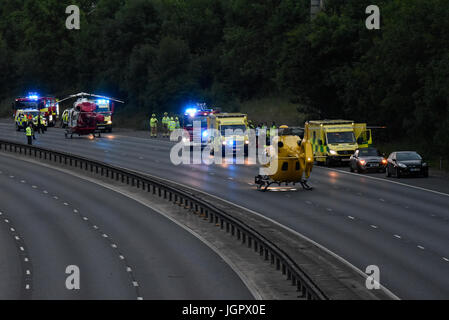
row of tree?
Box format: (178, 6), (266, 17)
(0, 0), (448, 157)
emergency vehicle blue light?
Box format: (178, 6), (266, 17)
(202, 131), (208, 137)
(28, 94), (39, 100)
(185, 108), (198, 117)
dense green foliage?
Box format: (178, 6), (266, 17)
(0, 0), (448, 157)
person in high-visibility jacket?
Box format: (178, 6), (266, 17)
(162, 112), (170, 137)
(168, 117), (176, 134)
(150, 114), (158, 138)
(26, 123), (33, 145)
(175, 117), (180, 129)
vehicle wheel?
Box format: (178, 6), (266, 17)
(396, 168), (401, 178)
(386, 167), (391, 177)
(350, 163), (354, 172)
(325, 158), (332, 167)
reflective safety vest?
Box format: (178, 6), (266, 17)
(168, 120), (176, 131)
(26, 127), (32, 136)
(150, 117), (158, 127)
(175, 120), (180, 129)
(162, 116), (170, 125)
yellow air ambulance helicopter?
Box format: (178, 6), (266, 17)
(255, 125), (314, 191)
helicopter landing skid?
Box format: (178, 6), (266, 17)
(254, 175), (313, 192)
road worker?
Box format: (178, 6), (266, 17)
(162, 112), (170, 137)
(175, 116), (180, 129)
(26, 123), (33, 145)
(150, 114), (158, 138)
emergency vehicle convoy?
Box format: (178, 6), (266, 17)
(306, 120), (372, 166)
(13, 93), (59, 127)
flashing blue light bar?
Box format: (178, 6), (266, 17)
(185, 108), (198, 117)
(27, 93), (39, 100)
(202, 130), (208, 137)
(97, 99), (110, 105)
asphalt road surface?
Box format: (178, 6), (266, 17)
(0, 153), (253, 300)
(1, 122), (449, 299)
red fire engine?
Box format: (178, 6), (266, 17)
(13, 93), (59, 126)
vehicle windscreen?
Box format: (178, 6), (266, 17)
(326, 131), (355, 144)
(25, 112), (39, 117)
(397, 152), (422, 161)
(359, 148), (380, 156)
(15, 101), (38, 109)
(220, 125), (246, 135)
(184, 117), (207, 128)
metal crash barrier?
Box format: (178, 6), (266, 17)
(0, 139), (327, 300)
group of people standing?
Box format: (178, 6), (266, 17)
(149, 113), (181, 138)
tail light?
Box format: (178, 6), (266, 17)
(381, 159), (387, 165)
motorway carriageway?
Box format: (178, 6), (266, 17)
(1, 122), (449, 299)
(0, 154), (252, 299)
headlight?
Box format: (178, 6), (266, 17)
(222, 141), (227, 146)
(329, 150), (337, 155)
(359, 159), (366, 166)
(245, 140), (249, 145)
(107, 120), (112, 125)
(398, 162), (407, 168)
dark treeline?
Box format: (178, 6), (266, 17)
(0, 0), (448, 157)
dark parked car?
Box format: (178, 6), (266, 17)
(386, 151), (429, 178)
(349, 147), (387, 173)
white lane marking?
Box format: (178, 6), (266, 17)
(83, 217), (88, 221)
(137, 297), (143, 300)
(379, 198), (385, 202)
(93, 225), (98, 229)
(10, 227), (15, 232)
(126, 267), (132, 272)
(326, 208), (333, 212)
(228, 177), (233, 180)
(53, 196), (58, 199)
(102, 234), (108, 238)
(73, 209), (78, 213)
(417, 245), (425, 250)
(20, 180), (26, 183)
(15, 236), (20, 240)
(371, 225), (378, 229)
(305, 201), (312, 205)
(9, 175), (14, 178)
(320, 167), (449, 198)
(32, 185), (37, 189)
(348, 216), (355, 220)
(24, 257), (29, 262)
(43, 190), (48, 194)
(26, 270), (31, 275)
(4, 219), (9, 223)
(25, 284), (30, 290)
(443, 257), (449, 262)
(119, 255), (125, 260)
(132, 281), (139, 287)
(19, 246), (25, 251)
(111, 244), (117, 248)
(394, 235), (402, 239)
(63, 202), (69, 206)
